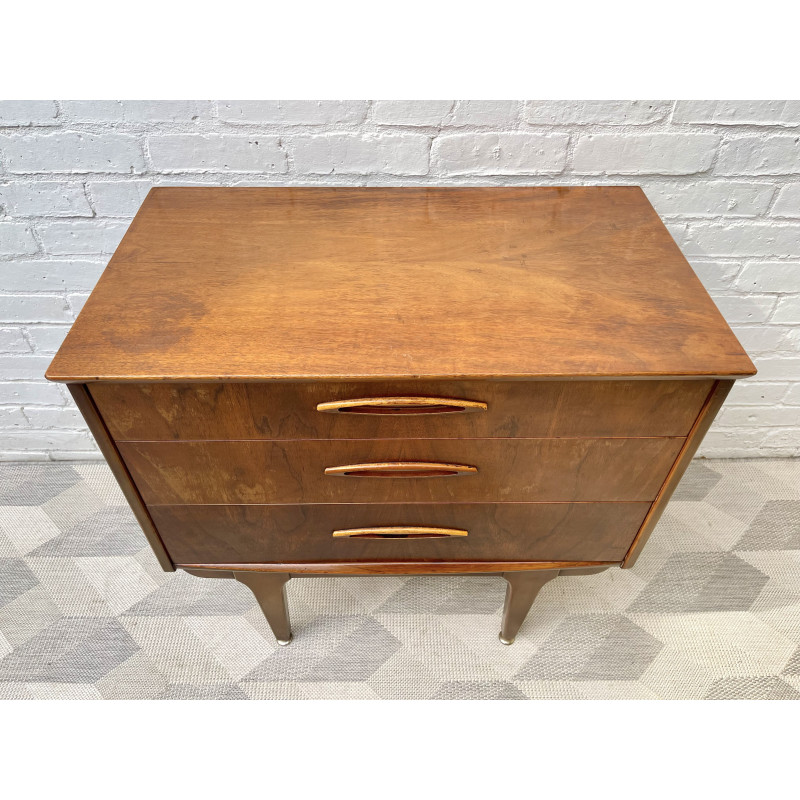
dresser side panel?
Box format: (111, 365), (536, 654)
(68, 383), (175, 572)
(621, 380), (734, 568)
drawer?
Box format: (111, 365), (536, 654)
(149, 502), (651, 565)
(91, 379), (712, 441)
(119, 437), (682, 505)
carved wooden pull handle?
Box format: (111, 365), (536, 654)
(332, 526), (469, 539)
(316, 397), (487, 415)
(324, 461), (477, 478)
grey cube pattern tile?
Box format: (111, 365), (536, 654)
(0, 559), (38, 606)
(0, 460), (799, 700)
(0, 464), (81, 506)
(735, 502), (800, 551)
(514, 614), (663, 681)
(626, 553), (769, 614)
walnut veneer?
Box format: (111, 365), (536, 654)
(47, 187), (755, 646)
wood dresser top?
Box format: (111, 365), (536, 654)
(46, 186), (755, 382)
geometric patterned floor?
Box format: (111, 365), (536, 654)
(1, 459), (799, 700)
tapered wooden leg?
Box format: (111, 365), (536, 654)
(234, 572), (293, 645)
(499, 570), (561, 645)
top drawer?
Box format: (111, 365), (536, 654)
(90, 379), (712, 441)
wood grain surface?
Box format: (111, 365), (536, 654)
(119, 437), (683, 505)
(178, 561), (622, 575)
(90, 378), (713, 441)
(45, 187), (755, 382)
(67, 384), (174, 571)
(622, 379), (734, 568)
(149, 502), (650, 564)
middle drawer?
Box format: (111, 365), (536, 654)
(119, 438), (682, 505)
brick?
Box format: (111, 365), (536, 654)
(572, 134), (719, 175)
(696, 428), (767, 457)
(772, 184), (800, 217)
(761, 429), (800, 450)
(448, 101), (520, 127)
(0, 430), (95, 451)
(731, 325), (795, 353)
(293, 134), (430, 175)
(0, 182), (92, 216)
(432, 133), (567, 176)
(147, 135), (286, 172)
(727, 381), (789, 405)
(0, 407), (27, 429)
(785, 327), (800, 352)
(673, 100), (800, 127)
(749, 358), (800, 380)
(146, 178), (222, 188)
(784, 384), (800, 404)
(716, 136), (800, 176)
(0, 101), (59, 127)
(682, 222), (800, 257)
(49, 449), (102, 461)
(0, 450), (48, 461)
(663, 221), (690, 248)
(1, 260), (106, 291)
(0, 327), (31, 353)
(23, 325), (69, 353)
(37, 221), (127, 255)
(786, 327), (800, 350)
(524, 100), (669, 126)
(23, 406), (86, 428)
(122, 101), (210, 123)
(643, 181), (774, 217)
(772, 295), (800, 323)
(68, 293), (90, 317)
(60, 101), (124, 121)
(734, 261), (800, 292)
(715, 405), (799, 428)
(86, 181), (152, 216)
(0, 295), (71, 323)
(218, 100), (368, 125)
(0, 381), (65, 405)
(710, 294), (775, 323)
(373, 101), (453, 127)
(0, 222), (38, 255)
(0, 355), (52, 380)
(1, 132), (145, 173)
(687, 260), (741, 290)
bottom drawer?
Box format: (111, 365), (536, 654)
(150, 503), (650, 565)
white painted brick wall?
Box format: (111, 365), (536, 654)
(432, 133), (568, 175)
(292, 133), (429, 175)
(1, 132), (146, 173)
(716, 136), (800, 175)
(219, 101), (369, 126)
(147, 135), (286, 173)
(0, 101), (59, 127)
(572, 134), (720, 174)
(0, 222), (38, 255)
(773, 184), (800, 216)
(373, 101), (454, 127)
(1, 100), (799, 460)
(524, 100), (670, 126)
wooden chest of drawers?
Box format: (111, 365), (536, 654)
(46, 187), (755, 645)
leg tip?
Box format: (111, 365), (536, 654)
(276, 634), (293, 646)
(499, 633), (515, 645)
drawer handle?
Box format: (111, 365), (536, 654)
(316, 397), (487, 415)
(324, 461), (477, 478)
(332, 526), (469, 539)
